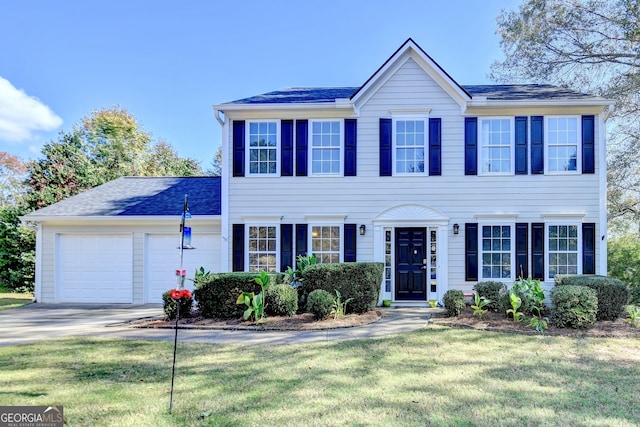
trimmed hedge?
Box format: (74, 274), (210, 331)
(306, 289), (334, 319)
(443, 290), (466, 317)
(265, 284), (298, 317)
(631, 285), (640, 305)
(473, 281), (506, 312)
(555, 274), (630, 321)
(193, 272), (284, 319)
(550, 285), (597, 328)
(162, 291), (193, 320)
(299, 262), (384, 314)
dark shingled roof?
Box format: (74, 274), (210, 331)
(24, 177), (221, 217)
(222, 84), (603, 105)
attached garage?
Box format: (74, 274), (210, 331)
(145, 233), (220, 303)
(22, 177), (222, 304)
(57, 234), (134, 303)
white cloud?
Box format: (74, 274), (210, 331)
(0, 77), (63, 143)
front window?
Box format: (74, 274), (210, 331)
(480, 118), (512, 174)
(311, 120), (341, 175)
(481, 225), (512, 279)
(248, 121), (278, 175)
(248, 226), (277, 272)
(548, 225), (579, 277)
(395, 119), (426, 174)
(311, 226), (340, 263)
(547, 117), (579, 172)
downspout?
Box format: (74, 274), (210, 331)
(599, 102), (615, 276)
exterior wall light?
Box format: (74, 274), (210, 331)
(359, 224), (366, 236)
(453, 223), (460, 235)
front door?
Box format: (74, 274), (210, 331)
(395, 228), (426, 300)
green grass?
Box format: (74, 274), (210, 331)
(0, 286), (32, 311)
(1, 327), (639, 426)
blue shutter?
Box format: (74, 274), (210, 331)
(429, 118), (441, 176)
(296, 120), (308, 176)
(531, 223), (544, 280)
(281, 120), (294, 176)
(582, 115), (595, 174)
(531, 116), (544, 174)
(515, 116), (528, 175)
(516, 223), (529, 278)
(344, 224), (357, 262)
(232, 120), (245, 177)
(295, 224), (308, 257)
(465, 223), (478, 281)
(232, 224), (244, 272)
(379, 118), (392, 176)
(582, 223), (596, 274)
(281, 224), (293, 272)
(344, 119), (357, 176)
(464, 117), (477, 175)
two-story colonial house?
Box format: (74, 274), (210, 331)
(213, 38), (613, 305)
(23, 38), (613, 305)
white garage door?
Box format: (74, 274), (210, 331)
(58, 234), (133, 303)
(145, 233), (220, 303)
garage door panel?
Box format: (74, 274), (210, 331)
(146, 234), (220, 304)
(58, 235), (133, 303)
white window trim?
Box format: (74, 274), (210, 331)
(391, 115), (429, 176)
(544, 116), (581, 175)
(246, 120), (280, 177)
(478, 116), (515, 176)
(479, 221), (515, 282)
(245, 223), (280, 272)
(546, 222), (582, 281)
(308, 119), (343, 177)
(308, 221), (344, 263)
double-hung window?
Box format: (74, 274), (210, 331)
(310, 120), (341, 175)
(479, 118), (512, 174)
(248, 121), (278, 175)
(547, 117), (579, 173)
(247, 225), (277, 272)
(481, 225), (512, 279)
(311, 225), (341, 264)
(548, 225), (579, 278)
(394, 118), (427, 174)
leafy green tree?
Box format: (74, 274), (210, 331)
(206, 144), (222, 177)
(608, 235), (640, 289)
(142, 139), (202, 177)
(491, 0), (640, 232)
(0, 205), (35, 292)
(0, 151), (26, 208)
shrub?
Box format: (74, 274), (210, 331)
(194, 272), (283, 319)
(550, 285), (597, 328)
(265, 284), (298, 317)
(306, 289), (334, 320)
(473, 281), (506, 312)
(555, 275), (630, 321)
(299, 262), (384, 314)
(443, 290), (466, 317)
(630, 285), (640, 305)
(162, 291), (193, 320)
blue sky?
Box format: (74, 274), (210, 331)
(0, 0), (522, 164)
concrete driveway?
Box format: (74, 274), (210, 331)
(0, 303), (163, 347)
(0, 304), (435, 347)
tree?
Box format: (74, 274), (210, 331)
(207, 144), (222, 177)
(25, 107), (203, 210)
(0, 151), (26, 208)
(0, 205), (35, 292)
(491, 0), (640, 232)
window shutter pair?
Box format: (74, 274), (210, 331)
(232, 119), (356, 177)
(464, 222), (596, 281)
(464, 115), (595, 175)
(379, 118), (442, 176)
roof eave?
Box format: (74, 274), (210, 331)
(20, 215), (222, 226)
(214, 100), (356, 112)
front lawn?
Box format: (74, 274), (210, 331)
(1, 327), (639, 426)
(0, 286), (32, 311)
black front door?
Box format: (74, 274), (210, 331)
(395, 228), (426, 300)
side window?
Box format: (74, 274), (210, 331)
(546, 117), (580, 173)
(247, 225), (277, 272)
(547, 225), (579, 278)
(248, 121), (278, 175)
(479, 118), (512, 174)
(310, 120), (341, 175)
(311, 225), (341, 263)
